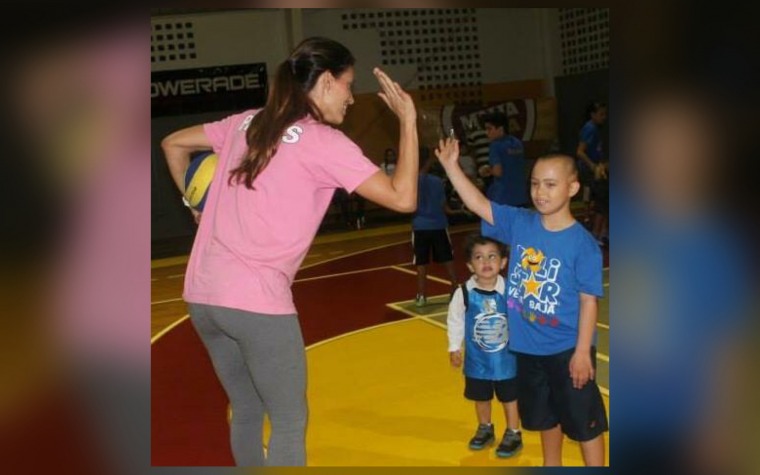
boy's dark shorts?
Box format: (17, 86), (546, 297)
(413, 229), (453, 265)
(516, 347), (608, 442)
(465, 376), (518, 403)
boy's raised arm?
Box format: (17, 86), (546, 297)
(436, 137), (494, 225)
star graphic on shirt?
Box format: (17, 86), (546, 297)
(523, 274), (542, 299)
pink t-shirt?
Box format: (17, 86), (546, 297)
(184, 110), (379, 315)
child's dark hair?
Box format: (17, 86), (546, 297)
(481, 112), (508, 131)
(585, 101), (607, 120)
(534, 153), (579, 180)
(464, 234), (507, 260)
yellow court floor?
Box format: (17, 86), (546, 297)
(304, 318), (609, 466)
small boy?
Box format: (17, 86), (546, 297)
(437, 137), (608, 466)
(447, 234), (523, 457)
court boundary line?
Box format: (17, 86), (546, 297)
(304, 318), (422, 351)
(294, 263), (411, 283)
(152, 297), (184, 306)
(151, 315), (190, 344)
(390, 265), (453, 286)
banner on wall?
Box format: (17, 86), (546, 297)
(151, 63), (267, 117)
(440, 98), (557, 143)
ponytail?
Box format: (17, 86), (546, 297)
(228, 37), (355, 189)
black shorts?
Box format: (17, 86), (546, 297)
(516, 347), (608, 442)
(591, 179), (609, 216)
(579, 164), (595, 188)
(412, 229), (453, 265)
(465, 376), (518, 403)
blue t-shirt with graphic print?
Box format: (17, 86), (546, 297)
(482, 203), (603, 355)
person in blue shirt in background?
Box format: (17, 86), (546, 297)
(413, 146), (460, 306)
(481, 112), (529, 208)
(576, 102), (608, 245)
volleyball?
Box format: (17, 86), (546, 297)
(184, 151), (218, 211)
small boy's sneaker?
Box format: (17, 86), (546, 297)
(468, 423), (495, 450)
(415, 294), (427, 307)
(495, 428), (523, 458)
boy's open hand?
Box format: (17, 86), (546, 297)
(435, 137), (460, 169)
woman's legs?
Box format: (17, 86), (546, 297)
(189, 304), (308, 466)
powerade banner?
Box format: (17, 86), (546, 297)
(441, 98), (557, 142)
(151, 63), (267, 117)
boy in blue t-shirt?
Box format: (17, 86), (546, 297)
(437, 137), (608, 466)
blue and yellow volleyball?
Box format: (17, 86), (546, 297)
(184, 151), (218, 211)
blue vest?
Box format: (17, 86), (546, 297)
(462, 284), (518, 380)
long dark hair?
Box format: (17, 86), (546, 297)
(228, 37), (355, 189)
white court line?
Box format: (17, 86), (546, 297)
(151, 273), (184, 280)
(152, 297), (183, 305)
(305, 318), (420, 351)
(151, 315), (189, 344)
(390, 265), (452, 286)
(299, 239), (411, 270)
(294, 265), (396, 283)
(416, 315), (448, 330)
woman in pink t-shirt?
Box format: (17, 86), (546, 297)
(161, 37), (424, 466)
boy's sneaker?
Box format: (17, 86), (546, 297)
(468, 423), (495, 450)
(495, 428), (523, 458)
(415, 294), (427, 307)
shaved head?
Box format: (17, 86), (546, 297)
(534, 154), (578, 182)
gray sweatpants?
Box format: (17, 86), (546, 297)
(188, 303), (307, 466)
